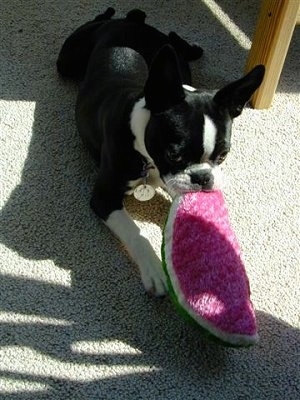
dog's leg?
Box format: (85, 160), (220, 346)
(57, 8), (115, 80)
(125, 9), (146, 23)
(106, 208), (167, 296)
(168, 31), (203, 61)
(94, 7), (115, 21)
(87, 148), (166, 295)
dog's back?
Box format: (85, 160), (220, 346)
(57, 8), (202, 83)
(83, 44), (148, 87)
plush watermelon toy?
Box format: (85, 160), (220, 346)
(162, 190), (258, 347)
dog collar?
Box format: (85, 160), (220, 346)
(140, 160), (154, 177)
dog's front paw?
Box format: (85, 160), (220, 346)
(125, 234), (167, 297)
(140, 255), (167, 297)
(105, 209), (167, 296)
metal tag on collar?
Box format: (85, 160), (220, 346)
(133, 183), (155, 201)
(133, 161), (155, 201)
(182, 84), (197, 92)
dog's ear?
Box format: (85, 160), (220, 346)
(144, 45), (185, 113)
(213, 65), (265, 118)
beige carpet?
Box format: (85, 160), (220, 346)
(0, 0), (299, 398)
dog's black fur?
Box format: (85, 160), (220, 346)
(57, 7), (203, 84)
(57, 8), (265, 295)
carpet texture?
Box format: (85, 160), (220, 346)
(0, 1), (299, 399)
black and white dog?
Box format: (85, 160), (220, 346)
(58, 8), (265, 296)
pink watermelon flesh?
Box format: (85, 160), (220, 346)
(164, 190), (258, 346)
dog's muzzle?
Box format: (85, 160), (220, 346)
(187, 163), (215, 191)
(163, 163), (219, 196)
(190, 169), (214, 189)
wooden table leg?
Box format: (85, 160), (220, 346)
(245, 0), (300, 109)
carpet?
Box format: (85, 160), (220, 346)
(0, 0), (299, 399)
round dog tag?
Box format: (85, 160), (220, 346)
(133, 184), (155, 201)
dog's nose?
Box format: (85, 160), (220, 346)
(190, 171), (213, 188)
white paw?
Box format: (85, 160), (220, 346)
(139, 253), (167, 297)
(130, 235), (167, 296)
(105, 209), (167, 296)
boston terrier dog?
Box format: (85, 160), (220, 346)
(58, 9), (265, 296)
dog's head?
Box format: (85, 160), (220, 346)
(142, 45), (265, 195)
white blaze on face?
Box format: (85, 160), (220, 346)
(203, 114), (217, 159)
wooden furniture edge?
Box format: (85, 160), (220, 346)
(245, 0), (300, 109)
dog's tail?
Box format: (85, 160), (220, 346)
(56, 7), (116, 81)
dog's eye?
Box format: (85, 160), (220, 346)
(172, 155), (183, 164)
(217, 151), (228, 164)
(166, 150), (184, 165)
